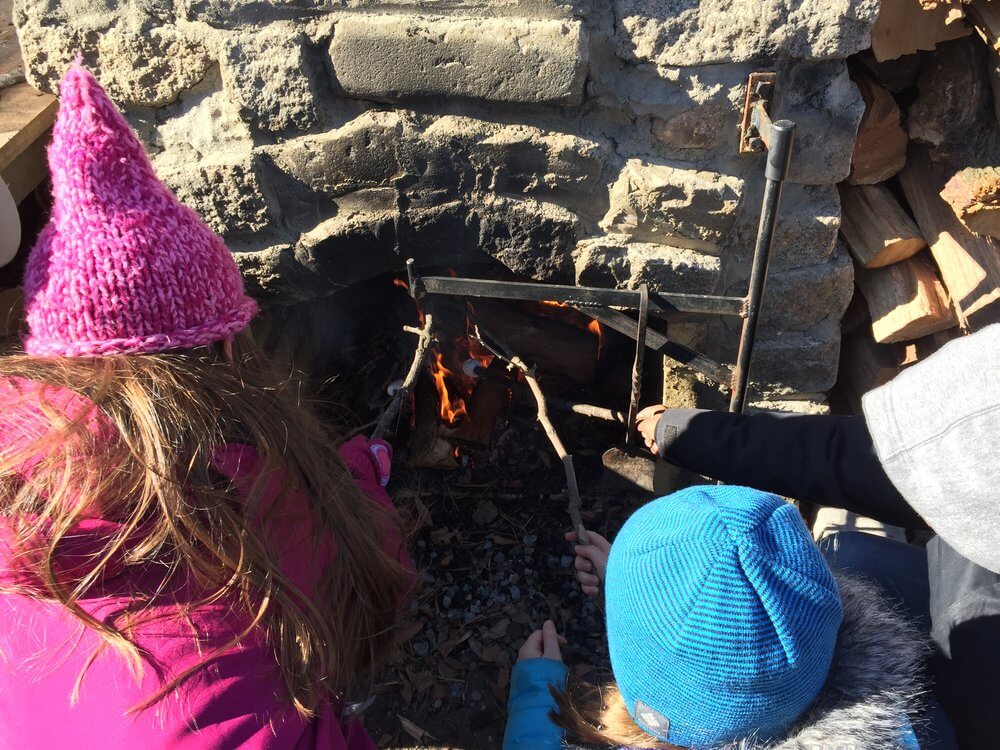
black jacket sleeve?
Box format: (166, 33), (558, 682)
(654, 408), (928, 529)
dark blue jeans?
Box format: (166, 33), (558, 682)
(819, 532), (957, 750)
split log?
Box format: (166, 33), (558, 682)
(847, 71), (908, 184)
(908, 38), (995, 162)
(899, 147), (1000, 328)
(838, 324), (902, 414)
(839, 183), (926, 267)
(940, 165), (1000, 238)
(854, 252), (960, 343)
(870, 0), (970, 62)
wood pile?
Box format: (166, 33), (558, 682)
(836, 3), (1000, 409)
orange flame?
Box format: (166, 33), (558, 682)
(393, 278), (409, 291)
(430, 351), (469, 425)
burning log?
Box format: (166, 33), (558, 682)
(471, 299), (599, 388)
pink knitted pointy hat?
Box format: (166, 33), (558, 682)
(23, 63), (257, 357)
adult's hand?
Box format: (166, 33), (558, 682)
(636, 404), (668, 455)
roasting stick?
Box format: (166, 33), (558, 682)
(372, 310), (436, 440)
(473, 325), (591, 545)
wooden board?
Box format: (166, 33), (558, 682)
(870, 0), (970, 62)
(855, 252), (960, 343)
(0, 82), (57, 173)
(899, 146), (1000, 328)
(839, 182), (926, 267)
(848, 70), (908, 184)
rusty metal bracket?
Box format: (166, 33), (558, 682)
(739, 71), (777, 154)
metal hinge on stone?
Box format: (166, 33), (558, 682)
(740, 71), (777, 154)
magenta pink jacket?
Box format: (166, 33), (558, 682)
(0, 377), (407, 749)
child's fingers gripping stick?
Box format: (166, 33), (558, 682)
(565, 530), (611, 598)
(516, 620), (567, 663)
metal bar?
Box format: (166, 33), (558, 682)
(728, 119), (796, 414)
(412, 274), (745, 317)
(624, 284), (649, 447)
(584, 306), (732, 387)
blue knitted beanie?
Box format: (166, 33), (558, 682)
(605, 485), (843, 749)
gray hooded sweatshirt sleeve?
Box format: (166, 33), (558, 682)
(862, 324), (1000, 575)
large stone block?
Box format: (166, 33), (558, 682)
(158, 156), (271, 237)
(15, 2), (211, 106)
(749, 319), (843, 393)
(779, 61), (865, 185)
(474, 196), (579, 282)
(614, 0), (879, 67)
(596, 64), (753, 153)
(574, 235), (721, 294)
(263, 111), (407, 198)
(219, 28), (320, 132)
(601, 160), (744, 251)
(328, 15), (588, 106)
(419, 116), (608, 196)
(728, 182), (840, 270)
(756, 244), (854, 331)
(265, 112), (608, 206)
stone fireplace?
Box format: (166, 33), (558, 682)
(14, 0), (875, 400)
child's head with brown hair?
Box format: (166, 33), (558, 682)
(0, 338), (409, 715)
(554, 486), (844, 748)
(551, 676), (680, 749)
(0, 62), (409, 718)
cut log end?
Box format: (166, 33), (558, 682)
(855, 253), (960, 344)
(839, 182), (927, 268)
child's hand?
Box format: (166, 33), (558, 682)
(565, 530), (611, 597)
(636, 404), (668, 455)
(517, 620), (566, 663)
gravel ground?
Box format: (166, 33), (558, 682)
(360, 415), (652, 749)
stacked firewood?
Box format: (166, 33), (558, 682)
(836, 0), (1000, 411)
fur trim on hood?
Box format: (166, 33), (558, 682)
(572, 571), (928, 750)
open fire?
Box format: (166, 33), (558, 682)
(394, 275), (604, 462)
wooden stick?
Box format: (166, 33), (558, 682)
(372, 311), (435, 440)
(511, 355), (590, 545)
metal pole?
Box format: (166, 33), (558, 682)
(728, 119), (796, 414)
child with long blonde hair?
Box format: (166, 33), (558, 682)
(0, 64), (410, 749)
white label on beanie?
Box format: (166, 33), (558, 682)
(635, 701), (671, 740)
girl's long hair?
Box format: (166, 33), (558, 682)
(0, 333), (408, 717)
(552, 674), (681, 749)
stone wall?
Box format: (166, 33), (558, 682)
(14, 0), (878, 397)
